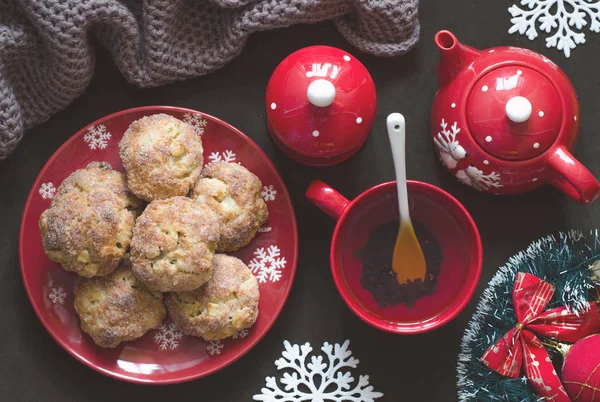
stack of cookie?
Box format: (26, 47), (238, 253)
(38, 114), (267, 348)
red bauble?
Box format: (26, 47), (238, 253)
(562, 334), (600, 402)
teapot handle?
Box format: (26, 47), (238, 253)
(546, 146), (600, 204)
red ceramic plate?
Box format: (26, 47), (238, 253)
(19, 106), (298, 384)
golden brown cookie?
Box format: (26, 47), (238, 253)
(38, 162), (142, 278)
(130, 196), (221, 292)
(119, 113), (203, 202)
(166, 254), (259, 341)
(190, 162), (267, 252)
(73, 262), (166, 348)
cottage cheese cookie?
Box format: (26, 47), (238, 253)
(130, 196), (220, 292)
(119, 113), (203, 202)
(190, 162), (268, 252)
(166, 254), (259, 341)
(74, 262), (166, 348)
(38, 162), (141, 278)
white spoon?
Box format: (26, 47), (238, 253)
(386, 113), (427, 284)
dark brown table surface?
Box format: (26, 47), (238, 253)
(3, 0), (600, 400)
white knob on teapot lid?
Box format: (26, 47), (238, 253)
(505, 96), (532, 123)
(307, 79), (336, 107)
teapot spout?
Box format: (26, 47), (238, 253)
(435, 30), (481, 87)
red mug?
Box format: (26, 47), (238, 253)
(306, 179), (483, 334)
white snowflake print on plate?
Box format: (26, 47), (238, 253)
(48, 287), (67, 305)
(154, 323), (183, 350)
(509, 0), (600, 58)
(208, 150), (236, 164)
(258, 226), (272, 233)
(249, 245), (287, 283)
(434, 119), (466, 169)
(253, 340), (383, 402)
(83, 124), (111, 150)
(206, 340), (224, 356)
(456, 165), (503, 191)
(262, 185), (277, 202)
(183, 113), (208, 135)
(232, 329), (250, 339)
(39, 182), (57, 199)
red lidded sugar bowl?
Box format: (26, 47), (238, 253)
(431, 30), (600, 204)
(266, 46), (377, 166)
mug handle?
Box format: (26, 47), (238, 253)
(546, 146), (600, 204)
(305, 180), (350, 220)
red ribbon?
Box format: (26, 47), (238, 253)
(481, 272), (600, 402)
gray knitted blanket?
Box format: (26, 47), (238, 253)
(0, 0), (420, 160)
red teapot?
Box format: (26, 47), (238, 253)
(431, 30), (600, 204)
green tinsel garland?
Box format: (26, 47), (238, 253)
(457, 230), (600, 401)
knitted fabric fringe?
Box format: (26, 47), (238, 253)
(0, 0), (420, 160)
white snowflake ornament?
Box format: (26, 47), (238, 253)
(509, 0), (600, 58)
(248, 245), (286, 283)
(253, 340), (383, 402)
(83, 124), (111, 150)
(154, 323), (183, 350)
(39, 182), (57, 199)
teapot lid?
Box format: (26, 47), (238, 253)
(266, 46), (376, 165)
(466, 66), (564, 160)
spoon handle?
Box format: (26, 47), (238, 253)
(386, 113), (410, 223)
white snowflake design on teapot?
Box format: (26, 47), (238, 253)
(434, 119), (467, 169)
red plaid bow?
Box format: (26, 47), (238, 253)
(481, 273), (600, 402)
